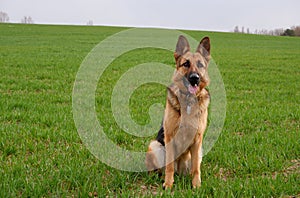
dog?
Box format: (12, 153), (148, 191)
(145, 35), (211, 189)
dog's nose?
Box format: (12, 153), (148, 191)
(188, 73), (200, 86)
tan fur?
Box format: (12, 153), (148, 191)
(146, 36), (211, 189)
(145, 141), (165, 171)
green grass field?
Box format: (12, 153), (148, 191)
(0, 23), (299, 197)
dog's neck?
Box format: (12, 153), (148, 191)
(167, 83), (209, 115)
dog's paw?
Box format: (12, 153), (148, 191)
(192, 178), (201, 188)
(163, 182), (173, 190)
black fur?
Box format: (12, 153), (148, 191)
(156, 125), (165, 146)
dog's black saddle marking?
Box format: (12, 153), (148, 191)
(156, 124), (165, 146)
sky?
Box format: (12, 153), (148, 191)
(1, 0), (299, 32)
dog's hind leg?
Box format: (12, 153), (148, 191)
(145, 124), (166, 171)
(145, 140), (165, 171)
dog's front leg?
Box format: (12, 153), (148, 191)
(190, 140), (202, 188)
(163, 137), (175, 189)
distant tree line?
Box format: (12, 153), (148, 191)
(21, 16), (34, 24)
(281, 26), (300, 36)
(0, 11), (9, 22)
(1, 10), (300, 36)
(234, 25), (300, 37)
(86, 20), (93, 26)
(0, 11), (34, 24)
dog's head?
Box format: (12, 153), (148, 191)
(173, 35), (210, 95)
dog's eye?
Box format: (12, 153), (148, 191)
(197, 61), (204, 68)
(182, 60), (190, 68)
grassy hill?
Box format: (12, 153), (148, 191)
(0, 23), (299, 197)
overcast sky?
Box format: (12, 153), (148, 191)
(1, 0), (299, 32)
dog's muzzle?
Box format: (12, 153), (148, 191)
(188, 73), (200, 86)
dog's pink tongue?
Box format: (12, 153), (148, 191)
(188, 85), (198, 95)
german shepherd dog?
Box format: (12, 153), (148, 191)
(145, 35), (211, 189)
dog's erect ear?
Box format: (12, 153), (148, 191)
(174, 35), (190, 60)
(196, 37), (210, 60)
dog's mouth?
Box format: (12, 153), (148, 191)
(180, 72), (201, 95)
(187, 73), (200, 95)
(188, 84), (199, 95)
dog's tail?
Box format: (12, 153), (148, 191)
(145, 140), (166, 171)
